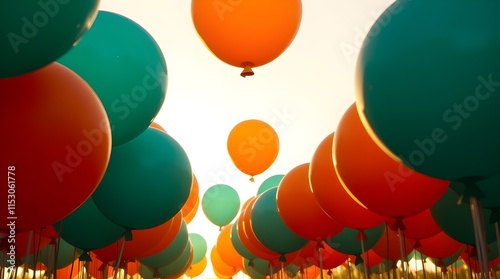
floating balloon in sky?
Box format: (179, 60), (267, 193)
(192, 0), (302, 77)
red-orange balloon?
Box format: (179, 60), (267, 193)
(333, 103), (449, 218)
(371, 226), (415, 261)
(217, 224), (243, 269)
(296, 241), (347, 270)
(277, 163), (344, 241)
(149, 122), (166, 132)
(183, 198), (199, 224)
(211, 245), (240, 277)
(237, 196), (280, 260)
(182, 174), (200, 219)
(227, 119), (279, 180)
(387, 209), (441, 240)
(192, 0), (302, 77)
(0, 62), (111, 231)
(417, 231), (463, 260)
(310, 132), (387, 230)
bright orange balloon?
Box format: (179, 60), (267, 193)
(309, 132), (387, 230)
(211, 245), (240, 277)
(333, 103), (449, 218)
(183, 198), (199, 224)
(182, 174), (200, 219)
(186, 256), (207, 278)
(149, 122), (166, 132)
(227, 119), (279, 180)
(192, 0), (302, 77)
(277, 163), (344, 241)
(217, 224), (244, 269)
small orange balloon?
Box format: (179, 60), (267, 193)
(227, 120), (279, 181)
(186, 256), (207, 278)
(211, 245), (240, 277)
(192, 0), (302, 77)
(217, 224), (244, 269)
(182, 174), (200, 218)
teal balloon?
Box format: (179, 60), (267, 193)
(450, 175), (500, 209)
(325, 225), (384, 255)
(189, 233), (208, 264)
(408, 250), (427, 261)
(243, 258), (278, 276)
(0, 1), (99, 77)
(202, 184), (240, 227)
(430, 187), (496, 246)
(92, 128), (192, 229)
(251, 187), (308, 255)
(53, 198), (126, 252)
(355, 0), (500, 181)
(257, 174), (284, 195)
(230, 220), (257, 260)
(58, 10), (167, 146)
(156, 241), (193, 278)
(40, 238), (80, 269)
(138, 220), (189, 268)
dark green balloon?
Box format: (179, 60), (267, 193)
(92, 128), (192, 230)
(356, 0), (500, 181)
(243, 258), (278, 276)
(0, 0), (99, 77)
(137, 220), (189, 269)
(58, 10), (167, 146)
(257, 174), (284, 195)
(202, 184), (240, 227)
(156, 241), (193, 278)
(325, 224), (384, 255)
(53, 198), (126, 252)
(450, 176), (500, 209)
(251, 187), (309, 255)
(230, 220), (257, 260)
(430, 187), (496, 245)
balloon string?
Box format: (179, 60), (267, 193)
(318, 243), (324, 279)
(420, 250), (427, 279)
(470, 196), (490, 279)
(281, 261), (284, 279)
(385, 223), (391, 279)
(359, 235), (369, 279)
(347, 256), (352, 279)
(495, 222), (500, 265)
(113, 236), (126, 279)
(397, 227), (408, 279)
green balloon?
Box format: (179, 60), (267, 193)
(53, 198), (126, 252)
(257, 174), (284, 195)
(92, 128), (192, 230)
(156, 241), (193, 278)
(450, 175), (500, 209)
(58, 10), (167, 146)
(356, 0), (500, 181)
(430, 187), (496, 246)
(230, 220), (257, 260)
(243, 258), (278, 276)
(40, 238), (80, 269)
(251, 187), (308, 255)
(408, 250), (427, 261)
(202, 184), (240, 227)
(189, 233), (208, 265)
(325, 225), (384, 255)
(137, 220), (189, 269)
(0, 0), (99, 77)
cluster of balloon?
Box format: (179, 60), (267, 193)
(191, 0), (302, 77)
(356, 0), (500, 275)
(227, 119), (280, 181)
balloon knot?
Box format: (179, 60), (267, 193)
(152, 269), (160, 277)
(124, 230), (133, 241)
(79, 252), (92, 262)
(249, 176), (255, 182)
(354, 254), (363, 265)
(248, 259), (254, 267)
(279, 254), (287, 262)
(240, 62), (254, 77)
(327, 270), (332, 276)
(391, 261), (398, 270)
(414, 239), (421, 249)
(391, 217), (406, 231)
(316, 241), (325, 250)
(356, 230), (367, 241)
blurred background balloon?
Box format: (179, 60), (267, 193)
(202, 184), (240, 228)
(189, 233), (208, 265)
(191, 0), (302, 76)
(355, 0), (500, 182)
(58, 10), (167, 146)
(0, 1), (100, 77)
(92, 127), (192, 230)
(0, 62), (111, 232)
(217, 224), (243, 270)
(227, 119), (279, 181)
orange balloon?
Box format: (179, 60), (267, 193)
(192, 0), (302, 77)
(309, 132), (387, 230)
(186, 256), (207, 278)
(217, 224), (244, 269)
(227, 119), (279, 180)
(277, 163), (344, 241)
(211, 245), (240, 277)
(183, 198), (199, 224)
(416, 231), (463, 260)
(149, 122), (166, 132)
(237, 196), (280, 260)
(182, 174), (200, 219)
(333, 103), (449, 218)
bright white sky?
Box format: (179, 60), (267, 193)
(97, 1), (396, 277)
